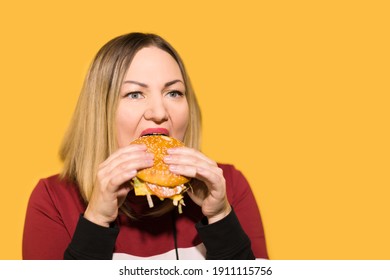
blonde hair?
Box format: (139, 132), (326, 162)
(60, 33), (202, 218)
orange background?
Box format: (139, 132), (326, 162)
(0, 0), (389, 259)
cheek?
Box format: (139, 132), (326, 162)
(171, 102), (190, 136)
(115, 104), (139, 147)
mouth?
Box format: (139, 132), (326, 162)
(140, 128), (169, 137)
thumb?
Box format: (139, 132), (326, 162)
(186, 189), (203, 207)
(117, 183), (132, 207)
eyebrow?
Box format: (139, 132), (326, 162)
(123, 79), (184, 88)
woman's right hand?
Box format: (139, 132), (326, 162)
(84, 144), (154, 227)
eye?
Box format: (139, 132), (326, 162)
(125, 91), (144, 99)
(166, 90), (184, 98)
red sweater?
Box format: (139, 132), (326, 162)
(23, 164), (268, 259)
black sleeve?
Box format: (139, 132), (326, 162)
(64, 215), (119, 260)
(195, 208), (255, 260)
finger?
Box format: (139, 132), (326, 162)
(100, 144), (148, 169)
(105, 157), (154, 193)
(97, 149), (153, 193)
(186, 188), (205, 206)
(195, 167), (226, 194)
(101, 149), (153, 176)
(163, 153), (213, 170)
(116, 182), (133, 200)
(168, 164), (197, 178)
(169, 164), (224, 192)
(167, 147), (217, 166)
(100, 144), (148, 170)
(105, 169), (137, 193)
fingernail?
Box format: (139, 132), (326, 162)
(169, 165), (178, 171)
(146, 153), (154, 158)
(164, 155), (172, 162)
(133, 144), (147, 149)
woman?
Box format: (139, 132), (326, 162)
(23, 32), (268, 260)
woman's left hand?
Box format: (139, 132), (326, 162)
(164, 147), (231, 224)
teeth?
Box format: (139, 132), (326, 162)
(161, 135), (172, 141)
(143, 133), (166, 136)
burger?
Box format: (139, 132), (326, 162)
(130, 134), (190, 213)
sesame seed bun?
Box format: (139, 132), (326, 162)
(131, 135), (189, 187)
(130, 135), (189, 212)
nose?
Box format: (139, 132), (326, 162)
(144, 95), (168, 124)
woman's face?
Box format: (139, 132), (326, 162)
(116, 46), (189, 148)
